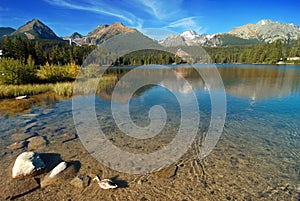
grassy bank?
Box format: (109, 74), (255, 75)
(0, 74), (118, 99)
(0, 82), (74, 99)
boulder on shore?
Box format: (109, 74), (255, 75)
(12, 151), (45, 179)
(41, 161), (78, 188)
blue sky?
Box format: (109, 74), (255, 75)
(1, 0), (300, 39)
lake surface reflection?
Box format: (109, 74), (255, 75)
(0, 64), (299, 200)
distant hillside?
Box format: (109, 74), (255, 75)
(229, 19), (300, 43)
(210, 34), (261, 46)
(159, 31), (260, 47)
(0, 27), (15, 37)
(101, 31), (164, 55)
(63, 32), (83, 40)
(11, 19), (62, 40)
(160, 19), (300, 47)
(75, 22), (137, 45)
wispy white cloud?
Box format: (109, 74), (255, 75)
(166, 17), (203, 33)
(139, 28), (178, 40)
(42, 0), (203, 38)
(43, 0), (137, 25)
(136, 0), (184, 20)
(130, 0), (202, 33)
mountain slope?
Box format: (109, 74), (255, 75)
(101, 31), (164, 56)
(229, 19), (300, 43)
(0, 27), (16, 37)
(64, 32), (83, 40)
(160, 19), (300, 47)
(11, 19), (62, 40)
(75, 22), (137, 45)
(159, 31), (260, 47)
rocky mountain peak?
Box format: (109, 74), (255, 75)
(76, 22), (136, 45)
(69, 32), (83, 39)
(180, 30), (198, 39)
(229, 19), (300, 43)
(257, 19), (274, 25)
(12, 19), (61, 40)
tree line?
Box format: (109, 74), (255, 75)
(0, 35), (95, 66)
(112, 49), (184, 66)
(204, 39), (300, 64)
(0, 36), (95, 85)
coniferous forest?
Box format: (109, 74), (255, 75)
(1, 35), (95, 66)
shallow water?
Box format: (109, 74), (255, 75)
(0, 64), (299, 200)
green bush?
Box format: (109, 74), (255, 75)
(0, 57), (37, 85)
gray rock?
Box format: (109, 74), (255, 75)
(12, 151), (45, 179)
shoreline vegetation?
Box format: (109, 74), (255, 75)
(0, 82), (74, 99)
(0, 75), (120, 99)
(0, 35), (300, 99)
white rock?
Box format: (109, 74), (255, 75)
(49, 161), (68, 178)
(15, 95), (28, 100)
(12, 152), (45, 179)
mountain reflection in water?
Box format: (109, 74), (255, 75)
(1, 64), (299, 116)
(98, 64), (300, 102)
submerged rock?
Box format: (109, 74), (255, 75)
(10, 133), (36, 141)
(60, 133), (77, 143)
(0, 178), (39, 200)
(25, 122), (38, 132)
(154, 165), (178, 179)
(70, 174), (90, 189)
(12, 151), (45, 179)
(7, 141), (27, 150)
(27, 136), (47, 150)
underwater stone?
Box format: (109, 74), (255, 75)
(27, 136), (47, 150)
(7, 141), (26, 150)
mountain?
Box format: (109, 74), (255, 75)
(159, 31), (259, 47)
(0, 27), (16, 37)
(160, 19), (300, 47)
(11, 19), (62, 40)
(159, 30), (215, 47)
(229, 19), (300, 43)
(100, 31), (164, 55)
(4, 18), (299, 48)
(74, 22), (137, 45)
(64, 32), (83, 40)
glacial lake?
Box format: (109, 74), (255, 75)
(0, 64), (299, 200)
